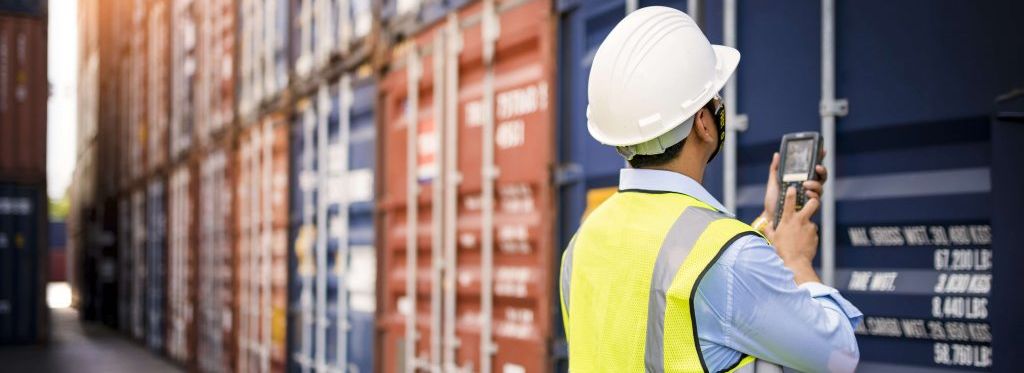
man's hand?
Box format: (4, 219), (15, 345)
(759, 149), (828, 224)
(765, 187), (821, 285)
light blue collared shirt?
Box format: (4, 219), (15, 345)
(619, 168), (863, 373)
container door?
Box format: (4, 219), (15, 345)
(289, 72), (377, 373)
(168, 165), (195, 363)
(0, 184), (42, 344)
(198, 148), (236, 373)
(118, 197), (132, 333)
(826, 2), (1023, 371)
(238, 116), (290, 373)
(147, 180), (168, 351)
(132, 190), (147, 340)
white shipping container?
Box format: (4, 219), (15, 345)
(198, 148), (235, 373)
(238, 0), (289, 118)
(294, 0), (373, 79)
(167, 164), (194, 362)
(170, 0), (197, 159)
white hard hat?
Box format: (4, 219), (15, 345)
(587, 6), (740, 157)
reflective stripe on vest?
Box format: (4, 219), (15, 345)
(560, 191), (763, 372)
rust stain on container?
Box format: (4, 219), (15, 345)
(236, 115), (290, 373)
(378, 0), (556, 371)
(0, 15), (47, 183)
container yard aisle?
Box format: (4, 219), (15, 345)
(0, 309), (182, 373)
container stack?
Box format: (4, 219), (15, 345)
(70, 0), (1024, 371)
(0, 1), (48, 345)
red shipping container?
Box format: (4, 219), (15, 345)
(236, 115), (290, 373)
(378, 0), (556, 371)
(167, 162), (197, 364)
(197, 142), (238, 373)
(169, 0), (197, 160)
(0, 15), (47, 183)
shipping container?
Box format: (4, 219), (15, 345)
(291, 0), (375, 83)
(378, 0), (556, 371)
(49, 220), (67, 282)
(0, 16), (47, 184)
(170, 0), (197, 160)
(127, 1), (149, 182)
(238, 0), (290, 119)
(167, 163), (196, 364)
(146, 179), (168, 351)
(118, 195), (133, 332)
(198, 145), (238, 373)
(130, 189), (147, 340)
(147, 0), (171, 172)
(195, 0), (236, 144)
(554, 1), (1024, 372)
(237, 115), (290, 373)
(288, 69), (377, 372)
(0, 0), (45, 17)
(0, 183), (47, 344)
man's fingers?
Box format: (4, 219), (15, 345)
(815, 164), (828, 183)
(782, 187), (797, 219)
(799, 196), (821, 219)
(768, 152), (780, 181)
(803, 180), (822, 196)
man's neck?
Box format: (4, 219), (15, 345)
(647, 150), (706, 184)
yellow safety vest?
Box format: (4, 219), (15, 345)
(560, 191), (766, 373)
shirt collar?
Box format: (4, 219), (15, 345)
(618, 168), (732, 216)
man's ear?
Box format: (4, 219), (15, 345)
(694, 109), (715, 144)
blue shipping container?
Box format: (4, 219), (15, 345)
(288, 71), (377, 373)
(0, 183), (45, 344)
(147, 180), (167, 351)
(557, 0), (1024, 372)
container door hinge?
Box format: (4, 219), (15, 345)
(820, 98), (849, 117)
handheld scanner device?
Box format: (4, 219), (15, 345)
(774, 131), (823, 227)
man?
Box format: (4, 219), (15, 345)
(559, 6), (862, 373)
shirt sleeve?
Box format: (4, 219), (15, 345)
(722, 236), (863, 373)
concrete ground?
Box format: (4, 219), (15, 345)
(0, 308), (183, 373)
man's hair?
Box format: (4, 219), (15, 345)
(626, 139), (685, 168)
(626, 98), (717, 169)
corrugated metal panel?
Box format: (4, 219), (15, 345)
(379, 0), (556, 371)
(168, 163), (196, 363)
(131, 189), (147, 340)
(146, 179), (168, 351)
(238, 0), (290, 118)
(198, 145), (237, 373)
(118, 196), (133, 333)
(147, 0), (171, 172)
(170, 0), (197, 160)
(0, 184), (45, 344)
(128, 1), (149, 182)
(291, 0), (375, 81)
(195, 0), (236, 143)
(0, 16), (47, 183)
(0, 0), (45, 17)
(237, 116), (290, 373)
(288, 70), (377, 372)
